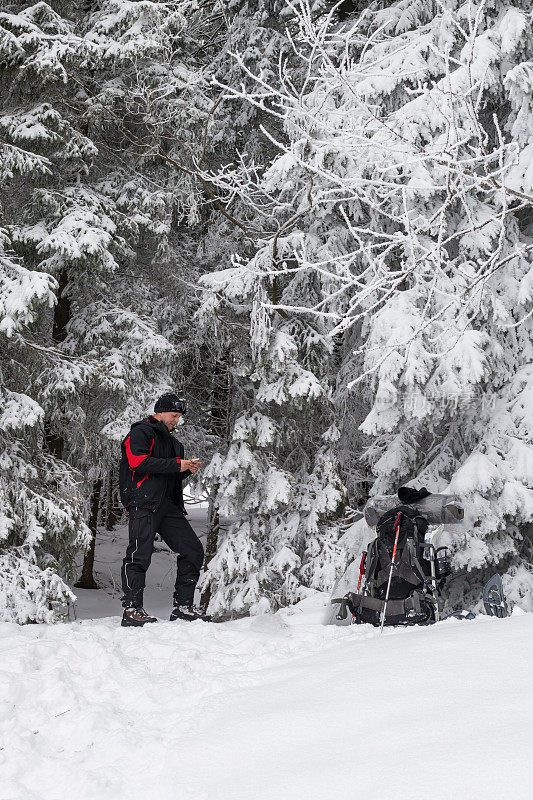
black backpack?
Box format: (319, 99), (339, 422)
(364, 504), (430, 601)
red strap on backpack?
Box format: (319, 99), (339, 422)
(356, 551), (367, 592)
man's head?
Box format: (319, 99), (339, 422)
(153, 394), (187, 431)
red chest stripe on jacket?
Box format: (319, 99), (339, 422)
(125, 435), (154, 468)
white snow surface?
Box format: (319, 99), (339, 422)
(1, 508), (532, 800)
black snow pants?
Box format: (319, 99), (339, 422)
(121, 499), (204, 608)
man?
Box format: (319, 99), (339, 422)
(118, 393), (209, 627)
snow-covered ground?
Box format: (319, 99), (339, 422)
(1, 509), (532, 800)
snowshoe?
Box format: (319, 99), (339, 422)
(121, 607), (158, 627)
(483, 574), (509, 618)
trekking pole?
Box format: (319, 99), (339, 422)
(379, 512), (402, 634)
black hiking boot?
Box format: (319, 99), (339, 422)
(170, 604), (211, 622)
(121, 606), (158, 627)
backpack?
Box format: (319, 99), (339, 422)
(364, 504), (430, 601)
(332, 502), (452, 626)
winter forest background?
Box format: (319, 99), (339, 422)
(1, 0), (532, 623)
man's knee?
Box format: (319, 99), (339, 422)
(122, 557), (148, 574)
(176, 536), (204, 571)
(194, 539), (205, 569)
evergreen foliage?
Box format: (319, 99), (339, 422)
(0, 0), (532, 620)
(200, 0), (533, 611)
(0, 0), (213, 620)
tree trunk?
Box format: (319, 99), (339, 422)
(210, 354), (232, 439)
(43, 422), (64, 460)
(200, 498), (220, 611)
(52, 269), (71, 342)
(75, 478), (102, 589)
(105, 468), (122, 530)
(44, 269), (71, 458)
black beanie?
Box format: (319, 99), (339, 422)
(154, 394), (187, 414)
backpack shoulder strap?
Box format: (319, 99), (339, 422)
(363, 539), (382, 593)
(406, 538), (431, 586)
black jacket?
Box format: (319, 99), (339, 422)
(119, 416), (190, 512)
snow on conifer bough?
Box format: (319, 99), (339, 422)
(331, 487), (509, 628)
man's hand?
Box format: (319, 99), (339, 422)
(181, 458), (202, 474)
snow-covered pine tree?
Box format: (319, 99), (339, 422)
(0, 222), (91, 622)
(0, 0), (220, 614)
(212, 0), (533, 609)
(197, 242), (348, 616)
(176, 0), (356, 617)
